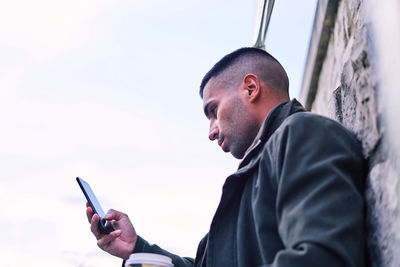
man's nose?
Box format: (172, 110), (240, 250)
(209, 125), (219, 141)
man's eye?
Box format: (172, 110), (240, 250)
(210, 107), (217, 118)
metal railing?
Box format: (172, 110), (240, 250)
(253, 0), (275, 49)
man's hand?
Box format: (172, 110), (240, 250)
(86, 203), (137, 260)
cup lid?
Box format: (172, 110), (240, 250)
(126, 253), (174, 267)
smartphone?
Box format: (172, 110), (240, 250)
(76, 177), (114, 234)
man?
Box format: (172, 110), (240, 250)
(86, 47), (366, 266)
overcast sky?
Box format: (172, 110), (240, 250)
(0, 1), (317, 266)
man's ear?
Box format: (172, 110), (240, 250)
(242, 74), (261, 102)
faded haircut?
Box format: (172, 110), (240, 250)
(199, 47), (289, 98)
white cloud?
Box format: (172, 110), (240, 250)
(0, 69), (23, 93)
(0, 181), (122, 266)
(0, 0), (203, 61)
(0, 0), (109, 59)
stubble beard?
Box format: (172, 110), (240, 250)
(228, 97), (260, 159)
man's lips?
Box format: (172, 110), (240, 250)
(218, 138), (224, 147)
(218, 138), (228, 152)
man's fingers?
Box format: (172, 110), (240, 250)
(104, 209), (126, 221)
(86, 206), (94, 224)
(90, 214), (102, 239)
(97, 229), (122, 249)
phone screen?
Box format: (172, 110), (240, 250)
(76, 177), (113, 234)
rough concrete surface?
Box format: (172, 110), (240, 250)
(312, 0), (380, 157)
(366, 159), (400, 267)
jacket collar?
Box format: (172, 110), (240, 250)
(238, 98), (306, 169)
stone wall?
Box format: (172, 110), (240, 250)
(300, 0), (400, 266)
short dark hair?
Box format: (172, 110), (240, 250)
(199, 47), (287, 98)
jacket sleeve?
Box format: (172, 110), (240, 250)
(266, 114), (366, 267)
(122, 235), (195, 267)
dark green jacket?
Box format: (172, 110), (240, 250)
(132, 99), (366, 267)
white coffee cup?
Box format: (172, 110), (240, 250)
(125, 253), (174, 267)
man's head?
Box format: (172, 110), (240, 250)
(200, 47), (290, 159)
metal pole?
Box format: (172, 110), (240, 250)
(253, 0), (275, 50)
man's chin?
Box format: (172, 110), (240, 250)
(230, 148), (245, 159)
